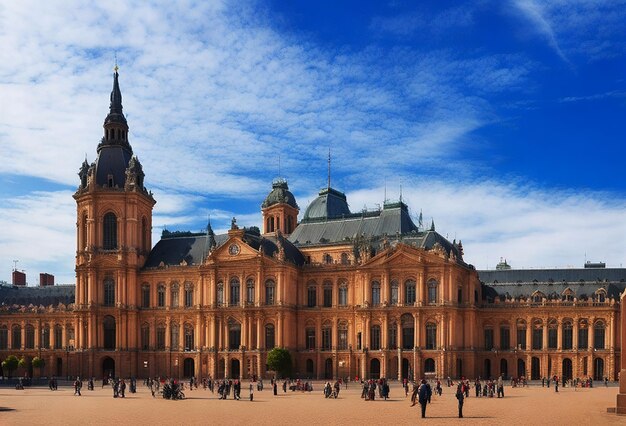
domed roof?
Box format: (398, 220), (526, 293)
(262, 179), (299, 209)
(302, 187), (351, 222)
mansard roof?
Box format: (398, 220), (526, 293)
(302, 187), (351, 221)
(0, 284), (75, 307)
(479, 268), (626, 299)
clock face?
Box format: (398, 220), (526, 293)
(228, 243), (240, 256)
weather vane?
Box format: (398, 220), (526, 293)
(114, 52), (119, 72)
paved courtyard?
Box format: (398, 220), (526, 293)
(0, 382), (621, 425)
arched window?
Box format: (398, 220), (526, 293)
(217, 282), (224, 306)
(401, 313), (414, 350)
(562, 288), (575, 302)
(41, 324), (50, 349)
(323, 281), (332, 307)
(184, 324), (194, 351)
(338, 321), (348, 350)
(388, 322), (397, 349)
(562, 320), (573, 350)
(156, 324), (166, 350)
(103, 316), (116, 350)
(157, 284), (166, 307)
(307, 283), (317, 307)
(103, 212), (117, 250)
(141, 323), (150, 350)
(0, 326), (7, 350)
(265, 280), (275, 305)
(532, 291), (544, 303)
(596, 290), (606, 303)
(370, 325), (381, 350)
(171, 283), (179, 308)
(484, 326), (494, 350)
(104, 277), (115, 306)
(170, 323), (179, 350)
(338, 281), (348, 306)
(371, 281), (381, 306)
(390, 280), (399, 305)
(516, 320), (527, 350)
(340, 253), (349, 265)
(12, 325), (21, 349)
(427, 279), (438, 304)
(54, 324), (63, 349)
(81, 213), (88, 250)
(184, 282), (194, 308)
(405, 280), (416, 305)
(265, 324), (275, 349)
(246, 279), (255, 304)
(532, 320), (543, 350)
(141, 284), (150, 308)
(230, 278), (240, 306)
(548, 319), (558, 349)
(228, 319), (241, 350)
(594, 321), (605, 349)
(500, 322), (510, 350)
(426, 322), (437, 350)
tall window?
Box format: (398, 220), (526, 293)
(484, 328), (494, 350)
(230, 278), (240, 306)
(323, 253), (332, 264)
(500, 325), (510, 350)
(370, 325), (381, 350)
(103, 316), (116, 350)
(157, 284), (165, 307)
(156, 325), (165, 350)
(54, 324), (63, 349)
(184, 324), (194, 351)
(371, 281), (381, 306)
(265, 280), (275, 305)
(229, 320), (241, 350)
(517, 321), (527, 349)
(217, 282), (224, 306)
(246, 279), (255, 304)
(548, 320), (558, 349)
(594, 321), (605, 349)
(141, 324), (150, 350)
(321, 325), (332, 350)
(578, 320), (588, 349)
(104, 277), (115, 306)
(103, 212), (117, 249)
(41, 325), (50, 349)
(562, 321), (573, 350)
(427, 279), (438, 304)
(142, 284), (150, 308)
(265, 324), (275, 349)
(338, 283), (348, 306)
(184, 283), (194, 308)
(306, 328), (316, 350)
(426, 322), (437, 350)
(340, 253), (349, 265)
(388, 323), (397, 349)
(405, 280), (416, 305)
(338, 322), (348, 350)
(171, 323), (179, 350)
(81, 213), (87, 251)
(0, 326), (7, 350)
(12, 325), (21, 349)
(307, 285), (316, 307)
(391, 280), (399, 305)
(402, 314), (414, 350)
(25, 325), (35, 349)
(171, 283), (179, 308)
(323, 282), (333, 307)
(532, 321), (543, 350)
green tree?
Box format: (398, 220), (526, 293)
(1, 355), (19, 377)
(266, 347), (292, 379)
(18, 357), (27, 373)
(32, 357), (45, 377)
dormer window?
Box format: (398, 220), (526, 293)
(107, 174), (114, 188)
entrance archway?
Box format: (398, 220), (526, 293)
(402, 358), (410, 379)
(103, 357), (115, 378)
(370, 359), (380, 379)
(531, 357), (540, 380)
(231, 359), (240, 379)
(517, 359), (526, 378)
(500, 359), (508, 378)
(184, 358), (195, 378)
(424, 358), (435, 374)
(562, 358), (573, 381)
(484, 359), (491, 378)
(593, 358), (604, 381)
(324, 358), (333, 379)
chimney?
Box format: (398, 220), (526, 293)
(12, 270), (26, 286)
(39, 273), (55, 286)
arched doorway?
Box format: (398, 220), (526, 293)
(517, 359), (526, 378)
(593, 358), (604, 381)
(562, 358), (573, 381)
(231, 359), (240, 379)
(184, 358), (195, 378)
(324, 358), (333, 379)
(306, 359), (314, 378)
(484, 359), (491, 378)
(103, 357), (115, 378)
(500, 359), (508, 378)
(531, 357), (540, 380)
(389, 356), (398, 378)
(370, 359), (381, 379)
(103, 315), (116, 350)
(424, 358), (435, 374)
(402, 358), (410, 379)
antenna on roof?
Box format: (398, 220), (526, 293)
(399, 184), (403, 203)
(327, 148), (331, 189)
(384, 178), (387, 203)
(278, 154), (281, 180)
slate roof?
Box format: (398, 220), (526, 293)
(478, 268), (626, 299)
(94, 145), (133, 187)
(0, 284), (75, 307)
(302, 187), (351, 221)
(262, 179), (299, 209)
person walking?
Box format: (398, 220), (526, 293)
(456, 383), (465, 418)
(417, 379), (431, 418)
(73, 377), (82, 396)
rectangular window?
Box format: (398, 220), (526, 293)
(484, 329), (494, 351)
(323, 287), (332, 307)
(157, 288), (165, 307)
(427, 286), (437, 304)
(338, 286), (348, 306)
(156, 328), (165, 350)
(371, 286), (380, 306)
(265, 327), (275, 350)
(578, 328), (588, 349)
(563, 328), (573, 350)
(246, 282), (254, 304)
(141, 327), (150, 350)
(265, 285), (275, 305)
(322, 328), (331, 350)
(306, 329), (315, 350)
(403, 327), (414, 350)
(532, 328), (543, 350)
(26, 328), (35, 349)
(370, 327), (381, 350)
(185, 331), (194, 351)
(594, 328), (605, 349)
(307, 287), (316, 307)
(517, 329), (526, 349)
(388, 326), (397, 349)
(185, 289), (193, 308)
(54, 327), (63, 349)
(171, 288), (179, 308)
(338, 328), (348, 350)
(548, 328), (557, 349)
(142, 287), (150, 308)
(406, 285), (416, 305)
(391, 286), (398, 305)
(0, 328), (7, 350)
(426, 327), (436, 350)
(500, 327), (510, 350)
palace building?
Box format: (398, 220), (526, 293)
(0, 72), (623, 383)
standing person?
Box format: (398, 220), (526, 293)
(555, 378), (559, 393)
(74, 377), (82, 396)
(273, 381), (278, 395)
(456, 383), (465, 418)
(417, 380), (431, 418)
(410, 381), (419, 406)
(497, 375), (504, 398)
(249, 382), (254, 401)
(120, 379), (126, 398)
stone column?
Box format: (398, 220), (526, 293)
(589, 317), (595, 350)
(573, 317), (579, 350)
(256, 317), (262, 350)
(557, 320), (562, 350)
(542, 321), (548, 350)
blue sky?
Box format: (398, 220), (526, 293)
(1, 0), (625, 284)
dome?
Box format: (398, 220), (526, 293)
(302, 187), (351, 222)
(262, 179), (299, 209)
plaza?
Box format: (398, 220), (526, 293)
(0, 382), (621, 425)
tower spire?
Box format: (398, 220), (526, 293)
(105, 63), (127, 125)
(327, 148), (331, 189)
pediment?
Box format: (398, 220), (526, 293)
(206, 237), (260, 263)
(362, 244), (424, 268)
